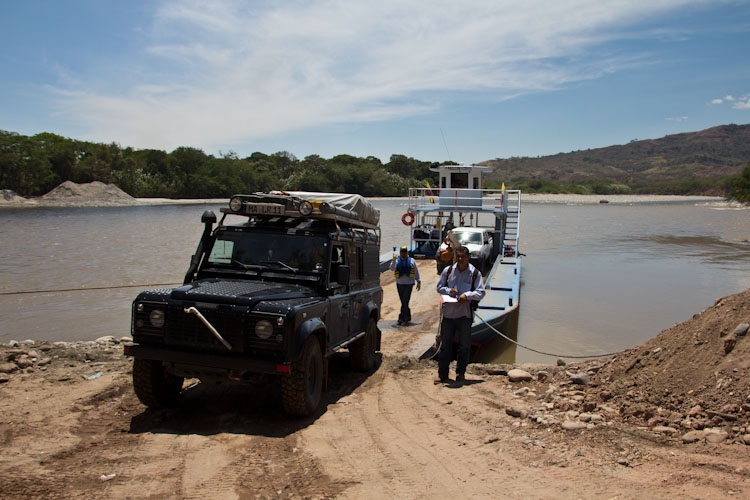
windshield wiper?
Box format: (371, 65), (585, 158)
(231, 259), (261, 271)
(261, 260), (297, 272)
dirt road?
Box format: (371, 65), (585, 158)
(1, 268), (749, 499)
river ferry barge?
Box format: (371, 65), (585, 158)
(403, 164), (521, 347)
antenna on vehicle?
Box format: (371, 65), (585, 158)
(440, 127), (452, 161)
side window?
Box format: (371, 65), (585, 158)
(352, 246), (363, 280)
(330, 244), (346, 284)
(332, 245), (345, 264)
(353, 247), (365, 279)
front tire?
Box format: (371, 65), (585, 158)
(281, 336), (324, 417)
(132, 358), (184, 408)
(349, 318), (377, 372)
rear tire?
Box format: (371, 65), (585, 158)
(349, 318), (377, 372)
(281, 337), (323, 417)
(132, 358), (184, 408)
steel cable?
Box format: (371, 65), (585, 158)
(0, 283), (181, 296)
(473, 312), (620, 359)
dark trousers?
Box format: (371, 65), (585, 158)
(438, 316), (472, 379)
(396, 283), (414, 322)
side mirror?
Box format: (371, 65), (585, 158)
(336, 265), (350, 285)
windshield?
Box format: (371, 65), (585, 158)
(207, 231), (328, 272)
(454, 231), (483, 244)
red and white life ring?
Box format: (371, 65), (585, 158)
(401, 212), (415, 226)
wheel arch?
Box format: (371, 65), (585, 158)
(294, 317), (326, 360)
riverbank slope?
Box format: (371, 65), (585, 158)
(1, 275), (749, 498)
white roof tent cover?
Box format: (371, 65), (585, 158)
(285, 191), (380, 226)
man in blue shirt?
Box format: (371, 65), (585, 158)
(389, 246), (421, 325)
(435, 245), (485, 385)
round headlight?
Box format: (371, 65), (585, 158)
(299, 200), (313, 216)
(229, 196), (243, 212)
(255, 320), (273, 339)
(149, 309), (165, 328)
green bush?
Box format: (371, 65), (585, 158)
(726, 166), (750, 203)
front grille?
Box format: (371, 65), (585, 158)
(164, 306), (285, 357)
(166, 305), (245, 353)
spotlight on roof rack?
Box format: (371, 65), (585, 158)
(299, 200), (313, 216)
(229, 196), (243, 213)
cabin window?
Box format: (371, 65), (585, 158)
(451, 172), (468, 188)
(473, 177), (479, 189)
(441, 176), (446, 188)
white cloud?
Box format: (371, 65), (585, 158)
(665, 116), (688, 121)
(725, 95), (736, 101)
(54, 0), (730, 151)
(732, 96), (750, 110)
(711, 98), (723, 104)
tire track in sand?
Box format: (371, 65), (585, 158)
(301, 366), (505, 499)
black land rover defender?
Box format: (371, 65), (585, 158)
(124, 192), (382, 416)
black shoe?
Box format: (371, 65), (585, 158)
(397, 320), (403, 326)
(434, 376), (450, 385)
(452, 374), (466, 387)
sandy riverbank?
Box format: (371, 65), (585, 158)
(522, 193), (726, 204)
(0, 183), (228, 208)
(1, 267), (749, 498)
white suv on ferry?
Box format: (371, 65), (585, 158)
(452, 227), (493, 274)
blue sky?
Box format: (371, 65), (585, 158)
(1, 0), (749, 164)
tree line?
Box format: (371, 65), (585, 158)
(0, 130), (439, 198)
(1, 129), (748, 202)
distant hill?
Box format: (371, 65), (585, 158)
(482, 124), (750, 194)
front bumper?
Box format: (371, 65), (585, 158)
(123, 343), (289, 375)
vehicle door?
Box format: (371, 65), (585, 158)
(348, 242), (367, 335)
(327, 242), (352, 347)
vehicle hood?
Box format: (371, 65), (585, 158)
(462, 242), (485, 252)
(136, 278), (317, 309)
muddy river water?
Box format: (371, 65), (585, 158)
(1, 198), (748, 363)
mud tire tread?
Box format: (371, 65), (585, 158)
(132, 358), (184, 408)
(281, 337), (323, 416)
(349, 318), (377, 372)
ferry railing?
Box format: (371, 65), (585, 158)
(406, 187), (522, 259)
(407, 187), (511, 214)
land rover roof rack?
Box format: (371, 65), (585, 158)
(220, 192), (379, 230)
